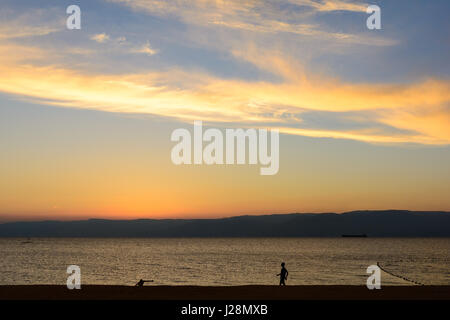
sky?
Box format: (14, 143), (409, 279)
(0, 0), (449, 221)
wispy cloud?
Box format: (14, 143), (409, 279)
(0, 38), (448, 145)
(0, 25), (58, 39)
(108, 0), (394, 46)
(293, 0), (367, 12)
(0, 8), (62, 39)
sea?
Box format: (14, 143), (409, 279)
(0, 238), (449, 286)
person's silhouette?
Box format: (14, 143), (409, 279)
(277, 262), (288, 286)
(135, 279), (153, 287)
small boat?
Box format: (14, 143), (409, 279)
(341, 234), (367, 237)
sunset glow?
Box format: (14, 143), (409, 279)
(0, 0), (449, 221)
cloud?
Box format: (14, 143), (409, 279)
(132, 41), (158, 56)
(0, 25), (58, 39)
(0, 8), (62, 39)
(108, 0), (395, 46)
(0, 38), (448, 145)
(293, 0), (368, 12)
(90, 33), (110, 43)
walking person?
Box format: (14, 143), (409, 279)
(277, 262), (288, 286)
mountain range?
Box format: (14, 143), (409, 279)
(1, 210), (449, 237)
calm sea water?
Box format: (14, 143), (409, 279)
(0, 238), (449, 286)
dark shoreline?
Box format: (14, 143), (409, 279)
(1, 285), (449, 300)
(2, 210), (450, 237)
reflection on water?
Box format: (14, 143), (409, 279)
(0, 238), (449, 286)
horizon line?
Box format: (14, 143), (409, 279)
(1, 209), (450, 224)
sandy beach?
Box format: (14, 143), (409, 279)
(0, 285), (449, 300)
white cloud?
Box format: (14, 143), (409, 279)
(132, 41), (158, 56)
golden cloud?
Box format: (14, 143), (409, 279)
(0, 38), (449, 145)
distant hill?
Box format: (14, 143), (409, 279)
(0, 210), (449, 237)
